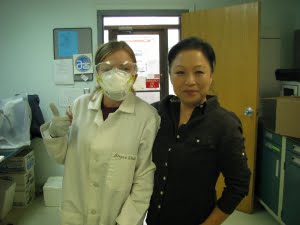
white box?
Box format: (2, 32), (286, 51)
(43, 176), (63, 207)
(0, 179), (16, 219)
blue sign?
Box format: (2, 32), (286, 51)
(75, 55), (92, 73)
(58, 31), (78, 57)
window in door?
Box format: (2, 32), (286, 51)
(102, 16), (180, 103)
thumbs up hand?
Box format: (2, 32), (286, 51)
(48, 103), (72, 138)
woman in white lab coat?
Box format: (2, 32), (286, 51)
(41, 41), (160, 225)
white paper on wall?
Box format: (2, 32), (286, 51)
(53, 59), (74, 85)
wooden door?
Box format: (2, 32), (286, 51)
(181, 2), (260, 213)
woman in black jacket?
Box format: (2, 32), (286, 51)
(146, 37), (251, 225)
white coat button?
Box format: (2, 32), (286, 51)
(176, 135), (180, 139)
(168, 148), (172, 152)
(93, 182), (99, 187)
(90, 209), (96, 214)
(196, 139), (200, 143)
(158, 205), (161, 209)
(242, 152), (245, 156)
(163, 176), (166, 181)
(165, 162), (168, 167)
(160, 191), (164, 195)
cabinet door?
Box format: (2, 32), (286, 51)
(257, 140), (281, 214)
(282, 151), (300, 225)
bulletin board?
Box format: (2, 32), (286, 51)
(53, 28), (93, 81)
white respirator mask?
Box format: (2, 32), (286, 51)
(97, 68), (134, 101)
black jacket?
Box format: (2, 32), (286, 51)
(146, 95), (251, 225)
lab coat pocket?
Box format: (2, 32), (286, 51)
(60, 209), (84, 225)
(107, 152), (137, 191)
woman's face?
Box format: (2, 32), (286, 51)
(170, 49), (213, 107)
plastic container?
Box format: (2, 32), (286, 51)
(43, 176), (63, 207)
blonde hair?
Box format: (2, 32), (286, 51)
(90, 41), (137, 101)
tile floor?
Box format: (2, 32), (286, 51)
(1, 195), (281, 225)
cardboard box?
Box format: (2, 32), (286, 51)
(260, 97), (300, 138)
(13, 182), (35, 207)
(0, 179), (16, 219)
(0, 168), (34, 185)
(43, 176), (63, 207)
(0, 149), (35, 172)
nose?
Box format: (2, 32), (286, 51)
(185, 72), (196, 85)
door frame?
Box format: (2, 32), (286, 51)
(97, 10), (187, 44)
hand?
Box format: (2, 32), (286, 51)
(48, 103), (72, 138)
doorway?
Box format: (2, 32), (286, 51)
(97, 11), (187, 103)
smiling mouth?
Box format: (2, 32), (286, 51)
(184, 90), (198, 93)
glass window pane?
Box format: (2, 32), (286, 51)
(168, 29), (179, 95)
(117, 34), (160, 93)
(104, 17), (179, 26)
(104, 30), (109, 43)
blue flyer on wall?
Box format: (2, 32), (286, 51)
(58, 31), (79, 57)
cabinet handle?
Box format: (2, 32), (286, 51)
(275, 160), (279, 178)
(292, 145), (300, 154)
(292, 156), (300, 167)
(265, 132), (272, 139)
(264, 142), (280, 152)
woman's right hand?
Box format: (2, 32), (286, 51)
(48, 103), (72, 138)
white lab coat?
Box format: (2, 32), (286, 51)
(41, 92), (160, 225)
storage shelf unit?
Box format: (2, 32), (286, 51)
(256, 127), (300, 225)
(281, 138), (300, 225)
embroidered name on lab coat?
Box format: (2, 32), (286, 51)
(113, 153), (136, 161)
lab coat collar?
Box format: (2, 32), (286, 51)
(118, 92), (135, 113)
(88, 91), (135, 114)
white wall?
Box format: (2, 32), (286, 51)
(260, 0), (299, 68)
(0, 0), (99, 181)
(96, 0), (195, 10)
(0, 0), (98, 121)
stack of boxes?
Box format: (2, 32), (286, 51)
(0, 148), (35, 207)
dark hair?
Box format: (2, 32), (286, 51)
(168, 37), (216, 72)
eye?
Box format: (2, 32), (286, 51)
(123, 67), (131, 72)
(119, 65), (133, 73)
(195, 70), (204, 75)
(98, 64), (112, 73)
(174, 71), (185, 76)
